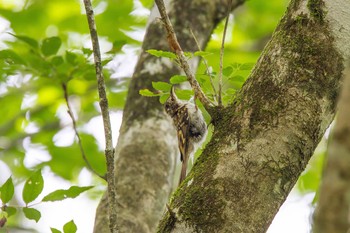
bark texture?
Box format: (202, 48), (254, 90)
(93, 1), (244, 232)
(158, 0), (350, 232)
(313, 63), (350, 233)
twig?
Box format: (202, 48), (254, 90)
(218, 0), (232, 106)
(190, 28), (217, 103)
(154, 0), (214, 114)
(82, 1), (118, 232)
(62, 83), (107, 181)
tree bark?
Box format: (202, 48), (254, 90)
(157, 0), (350, 232)
(313, 63), (350, 233)
(93, 1), (244, 232)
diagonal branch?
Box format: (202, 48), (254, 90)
(218, 0), (232, 106)
(82, 0), (118, 232)
(154, 0), (215, 114)
(62, 83), (106, 181)
(190, 28), (218, 104)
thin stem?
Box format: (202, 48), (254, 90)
(62, 83), (106, 180)
(218, 0), (232, 106)
(190, 28), (217, 103)
(82, 0), (118, 232)
(154, 0), (214, 114)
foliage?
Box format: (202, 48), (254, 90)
(0, 170), (91, 229)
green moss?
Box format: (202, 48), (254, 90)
(307, 0), (325, 22)
(157, 137), (226, 232)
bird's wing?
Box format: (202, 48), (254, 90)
(175, 105), (190, 162)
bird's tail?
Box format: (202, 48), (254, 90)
(179, 159), (187, 185)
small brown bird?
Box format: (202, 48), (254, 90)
(164, 86), (207, 185)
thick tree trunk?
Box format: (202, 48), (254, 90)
(93, 1), (244, 232)
(313, 63), (350, 233)
(158, 0), (350, 232)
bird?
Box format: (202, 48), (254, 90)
(164, 86), (207, 185)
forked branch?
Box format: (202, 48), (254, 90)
(82, 0), (118, 232)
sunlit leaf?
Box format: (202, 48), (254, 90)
(63, 220), (77, 233)
(22, 170), (44, 204)
(159, 94), (169, 104)
(4, 207), (16, 217)
(170, 75), (187, 84)
(146, 49), (176, 59)
(42, 186), (93, 202)
(139, 89), (160, 97)
(51, 228), (62, 233)
(0, 177), (14, 204)
(152, 81), (171, 92)
(194, 51), (213, 57)
(23, 207), (41, 222)
(176, 89), (193, 100)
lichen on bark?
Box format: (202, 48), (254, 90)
(157, 0), (346, 232)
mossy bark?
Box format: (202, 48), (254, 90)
(158, 0), (349, 232)
(312, 68), (350, 232)
(93, 1), (244, 233)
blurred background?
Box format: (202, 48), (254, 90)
(0, 0), (326, 232)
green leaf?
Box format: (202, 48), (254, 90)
(82, 48), (93, 56)
(0, 177), (14, 203)
(146, 49), (176, 59)
(139, 89), (160, 97)
(194, 51), (213, 57)
(183, 52), (193, 58)
(51, 228), (62, 233)
(42, 186), (93, 202)
(22, 170), (44, 204)
(223, 66), (234, 77)
(51, 56), (64, 66)
(240, 63), (255, 70)
(170, 75), (187, 84)
(63, 220), (77, 233)
(0, 49), (26, 65)
(4, 207), (16, 217)
(9, 33), (39, 49)
(176, 89), (193, 100)
(66, 51), (77, 65)
(159, 94), (169, 104)
(152, 81), (171, 92)
(229, 75), (245, 82)
(23, 207), (41, 222)
(41, 37), (62, 56)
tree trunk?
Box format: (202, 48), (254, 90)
(313, 63), (350, 233)
(157, 0), (350, 232)
(93, 1), (244, 232)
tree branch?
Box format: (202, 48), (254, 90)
(154, 0), (215, 114)
(62, 83), (106, 181)
(82, 0), (118, 232)
(218, 0), (232, 106)
(190, 28), (218, 104)
(158, 0), (349, 231)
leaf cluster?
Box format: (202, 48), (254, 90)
(0, 170), (91, 231)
